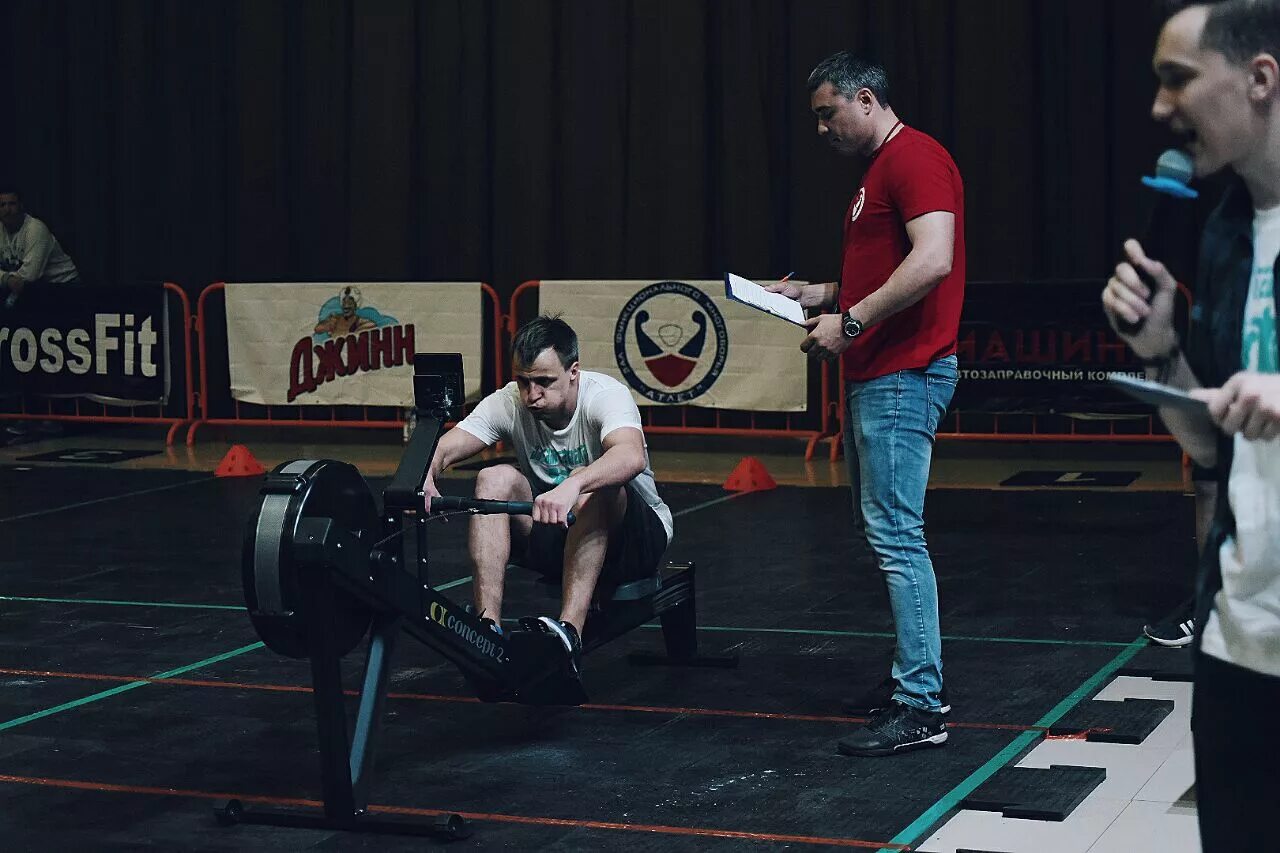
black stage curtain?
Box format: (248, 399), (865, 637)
(0, 0), (1194, 300)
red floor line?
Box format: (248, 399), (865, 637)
(0, 773), (908, 849)
(0, 667), (1107, 735)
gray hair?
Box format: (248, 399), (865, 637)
(806, 51), (891, 107)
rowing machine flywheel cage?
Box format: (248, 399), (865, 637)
(242, 460), (378, 659)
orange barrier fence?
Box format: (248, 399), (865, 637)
(814, 392), (1180, 463)
(811, 280), (1196, 462)
(187, 282), (503, 445)
(0, 282), (196, 446)
(0, 275), (1196, 462)
(819, 404), (1193, 493)
(506, 277), (1195, 463)
(509, 281), (841, 460)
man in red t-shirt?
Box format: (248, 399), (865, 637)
(769, 51), (965, 758)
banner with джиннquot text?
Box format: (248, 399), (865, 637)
(225, 282), (483, 406)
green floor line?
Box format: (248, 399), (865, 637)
(2, 594), (1133, 648)
(1, 576), (475, 611)
(881, 636), (1149, 852)
(412, 496), (744, 594)
(672, 491), (748, 516)
(668, 624), (1133, 648)
(0, 641), (265, 733)
(436, 576), (471, 591)
(0, 595), (243, 612)
(0, 495), (737, 613)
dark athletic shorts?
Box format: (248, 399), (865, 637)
(1191, 463), (1218, 483)
(523, 483), (668, 583)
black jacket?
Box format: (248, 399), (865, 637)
(1186, 176), (1280, 643)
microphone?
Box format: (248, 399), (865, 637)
(1117, 148), (1199, 334)
(1144, 148), (1197, 197)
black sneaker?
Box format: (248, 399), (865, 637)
(842, 677), (951, 716)
(837, 700), (948, 757)
(536, 616), (582, 677)
(1144, 600), (1196, 648)
(462, 610), (507, 701)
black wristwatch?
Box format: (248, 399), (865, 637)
(841, 311), (864, 339)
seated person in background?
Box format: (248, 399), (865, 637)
(0, 184), (80, 307)
(423, 314), (673, 673)
(1, 184), (81, 436)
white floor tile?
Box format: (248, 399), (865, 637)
(1086, 799), (1201, 853)
(1015, 739), (1166, 802)
(1092, 675), (1193, 703)
(918, 674), (1201, 853)
(1172, 728), (1195, 753)
(1135, 749), (1196, 805)
(1089, 676), (1193, 751)
(919, 795), (1128, 853)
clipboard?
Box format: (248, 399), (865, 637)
(723, 272), (808, 327)
(1106, 373), (1209, 413)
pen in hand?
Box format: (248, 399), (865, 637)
(766, 272), (801, 302)
(765, 271), (819, 320)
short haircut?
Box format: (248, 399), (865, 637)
(512, 314), (579, 370)
(807, 51), (891, 107)
(0, 183), (22, 200)
(1157, 0), (1280, 63)
(1201, 0), (1280, 64)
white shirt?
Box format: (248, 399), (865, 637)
(456, 371), (673, 542)
(1201, 202), (1280, 677)
(0, 214), (79, 285)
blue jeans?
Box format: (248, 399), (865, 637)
(844, 355), (957, 713)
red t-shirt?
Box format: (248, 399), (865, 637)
(838, 125), (966, 381)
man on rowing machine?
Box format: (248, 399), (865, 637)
(423, 314), (673, 675)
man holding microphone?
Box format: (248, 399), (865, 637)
(1102, 1), (1280, 847)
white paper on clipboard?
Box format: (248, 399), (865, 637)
(723, 273), (807, 327)
(1106, 373), (1209, 413)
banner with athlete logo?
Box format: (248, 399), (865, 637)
(539, 280), (809, 411)
(225, 282), (483, 406)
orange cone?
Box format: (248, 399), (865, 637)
(215, 444), (266, 477)
(723, 456), (777, 492)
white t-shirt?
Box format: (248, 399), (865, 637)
(0, 214), (80, 284)
(455, 371), (673, 543)
(1201, 203), (1280, 676)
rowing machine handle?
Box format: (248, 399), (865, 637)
(431, 496), (575, 526)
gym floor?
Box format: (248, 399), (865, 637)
(0, 425), (1200, 852)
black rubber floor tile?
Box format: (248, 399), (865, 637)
(1049, 697), (1174, 744)
(961, 764), (1106, 821)
(1117, 644), (1195, 681)
(0, 470), (1199, 851)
